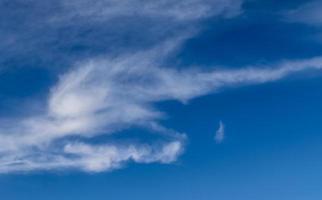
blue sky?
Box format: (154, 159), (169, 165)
(1, 0), (322, 199)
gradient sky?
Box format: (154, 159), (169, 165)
(1, 0), (322, 199)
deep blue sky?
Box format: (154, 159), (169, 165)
(1, 0), (322, 199)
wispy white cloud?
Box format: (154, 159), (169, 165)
(283, 0), (322, 42)
(215, 121), (225, 143)
(0, 0), (244, 72)
(285, 0), (322, 26)
(2, 0), (322, 174)
(58, 0), (243, 22)
(0, 141), (183, 173)
(0, 0), (244, 173)
(1, 40), (322, 173)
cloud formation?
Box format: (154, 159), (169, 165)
(1, 40), (322, 173)
(58, 0), (243, 21)
(2, 0), (322, 174)
(0, 0), (244, 173)
(285, 0), (322, 26)
(0, 0), (243, 69)
(215, 121), (225, 143)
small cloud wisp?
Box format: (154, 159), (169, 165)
(215, 121), (225, 144)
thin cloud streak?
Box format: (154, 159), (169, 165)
(57, 0), (243, 22)
(285, 0), (322, 26)
(215, 121), (225, 143)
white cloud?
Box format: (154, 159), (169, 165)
(1, 0), (243, 173)
(2, 0), (322, 174)
(215, 121), (225, 143)
(1, 41), (322, 173)
(58, 0), (243, 22)
(0, 0), (244, 71)
(285, 0), (322, 26)
(0, 141), (183, 173)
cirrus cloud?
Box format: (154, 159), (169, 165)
(1, 40), (322, 173)
(2, 0), (322, 174)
